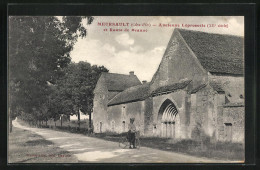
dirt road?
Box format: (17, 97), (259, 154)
(12, 119), (232, 163)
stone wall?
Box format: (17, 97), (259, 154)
(205, 75), (244, 143)
(222, 106), (244, 143)
(106, 104), (122, 133)
(93, 76), (109, 133)
(189, 85), (227, 141)
(151, 90), (188, 139)
(125, 101), (144, 135)
(190, 93), (197, 137)
(144, 97), (153, 135)
(150, 29), (208, 92)
(190, 87), (209, 139)
(209, 74), (244, 103)
(107, 101), (145, 134)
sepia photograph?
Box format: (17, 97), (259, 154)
(8, 16), (245, 163)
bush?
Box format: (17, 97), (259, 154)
(104, 131), (120, 137)
(202, 134), (211, 145)
(41, 125), (49, 128)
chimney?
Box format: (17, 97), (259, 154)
(142, 80), (147, 84)
(129, 71), (134, 76)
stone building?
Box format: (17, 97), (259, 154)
(93, 72), (141, 133)
(93, 28), (244, 143)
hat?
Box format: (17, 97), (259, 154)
(130, 118), (135, 121)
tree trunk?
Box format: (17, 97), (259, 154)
(55, 121), (56, 127)
(89, 112), (91, 129)
(9, 113), (12, 133)
(60, 116), (63, 127)
(68, 119), (70, 128)
(78, 110), (80, 130)
(46, 120), (47, 126)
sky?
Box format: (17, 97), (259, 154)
(70, 16), (244, 82)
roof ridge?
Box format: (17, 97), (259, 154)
(108, 90), (121, 105)
(223, 102), (244, 107)
(108, 82), (150, 106)
(151, 79), (192, 95)
(102, 72), (136, 76)
(176, 28), (244, 38)
(118, 82), (150, 94)
(189, 83), (207, 94)
(101, 72), (141, 92)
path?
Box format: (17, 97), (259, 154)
(12, 119), (234, 163)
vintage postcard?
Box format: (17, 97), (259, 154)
(8, 16), (244, 163)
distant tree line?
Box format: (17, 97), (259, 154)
(8, 16), (108, 132)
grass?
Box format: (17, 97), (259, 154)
(46, 119), (90, 129)
(92, 133), (244, 161)
(16, 119), (244, 161)
(43, 119), (91, 134)
(140, 137), (244, 161)
(8, 127), (78, 163)
(18, 118), (92, 134)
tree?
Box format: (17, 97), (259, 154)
(47, 83), (74, 127)
(8, 16), (93, 132)
(56, 62), (108, 129)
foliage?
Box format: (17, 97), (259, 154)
(54, 61), (108, 127)
(9, 16), (93, 124)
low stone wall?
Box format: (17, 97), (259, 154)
(222, 105), (244, 143)
(217, 104), (244, 143)
(107, 100), (145, 135)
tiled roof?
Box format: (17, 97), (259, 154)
(108, 80), (192, 106)
(209, 81), (225, 93)
(102, 72), (141, 91)
(223, 102), (244, 107)
(151, 80), (192, 96)
(189, 81), (225, 94)
(108, 91), (120, 100)
(190, 84), (207, 94)
(108, 83), (150, 106)
(178, 29), (244, 75)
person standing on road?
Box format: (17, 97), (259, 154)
(128, 118), (136, 149)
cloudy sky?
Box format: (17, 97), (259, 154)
(70, 16), (244, 82)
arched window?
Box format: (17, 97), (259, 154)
(158, 99), (178, 123)
(158, 99), (178, 138)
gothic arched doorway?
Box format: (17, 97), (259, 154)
(157, 99), (178, 138)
